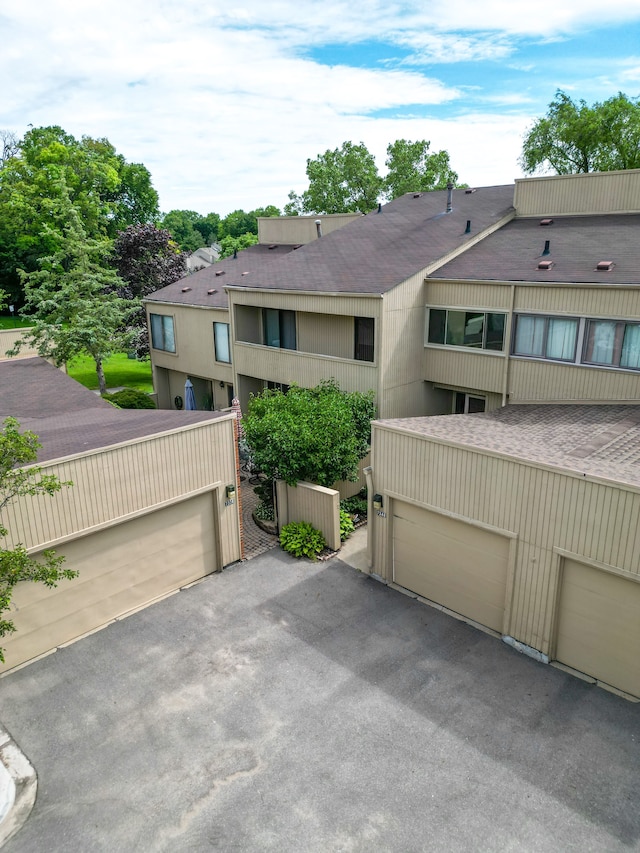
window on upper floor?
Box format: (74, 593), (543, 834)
(513, 314), (578, 362)
(583, 319), (640, 369)
(354, 317), (375, 362)
(213, 322), (231, 363)
(263, 309), (296, 350)
(427, 309), (506, 352)
(150, 313), (176, 353)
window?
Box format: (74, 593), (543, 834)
(513, 315), (578, 361)
(263, 309), (296, 350)
(150, 314), (175, 353)
(213, 322), (231, 363)
(583, 320), (640, 370)
(454, 392), (486, 414)
(354, 317), (375, 362)
(266, 381), (290, 394)
(427, 309), (506, 352)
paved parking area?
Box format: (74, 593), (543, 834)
(1, 550), (639, 852)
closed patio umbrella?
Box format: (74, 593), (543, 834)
(184, 378), (197, 410)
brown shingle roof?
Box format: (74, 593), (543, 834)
(0, 358), (228, 463)
(377, 404), (640, 489)
(145, 186), (515, 307)
(227, 186), (515, 295)
(431, 214), (640, 284)
(145, 243), (298, 309)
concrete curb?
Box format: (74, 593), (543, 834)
(0, 726), (37, 848)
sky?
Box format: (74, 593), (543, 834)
(2, 1), (640, 217)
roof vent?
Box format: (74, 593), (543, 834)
(268, 244), (278, 250)
(181, 286), (192, 292)
(315, 219), (323, 238)
(377, 202), (382, 213)
(413, 193), (422, 199)
(537, 259), (554, 270)
(596, 260), (615, 271)
(207, 288), (217, 295)
(446, 182), (454, 213)
(241, 271), (250, 276)
(465, 220), (471, 234)
(540, 218), (553, 226)
(464, 188), (476, 194)
(215, 270), (225, 277)
(542, 240), (550, 256)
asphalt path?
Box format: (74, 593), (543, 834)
(2, 550), (639, 852)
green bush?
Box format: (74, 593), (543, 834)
(280, 521), (326, 560)
(254, 500), (275, 522)
(341, 487), (368, 517)
(102, 388), (156, 409)
(340, 508), (355, 541)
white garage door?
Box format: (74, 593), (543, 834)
(2, 492), (218, 671)
(555, 559), (640, 699)
(393, 501), (509, 633)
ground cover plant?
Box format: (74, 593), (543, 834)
(279, 521), (326, 560)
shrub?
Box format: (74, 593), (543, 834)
(341, 487), (368, 517)
(280, 521), (326, 560)
(102, 387), (156, 409)
(254, 501), (275, 522)
(340, 508), (355, 541)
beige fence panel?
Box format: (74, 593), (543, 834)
(276, 480), (340, 551)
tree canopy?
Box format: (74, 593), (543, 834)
(242, 380), (376, 487)
(112, 224), (187, 358)
(520, 90), (640, 175)
(13, 191), (133, 394)
(285, 139), (462, 214)
(383, 139), (459, 198)
(0, 125), (159, 304)
(0, 417), (76, 663)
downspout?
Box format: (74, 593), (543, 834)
(364, 465), (374, 571)
(502, 283), (516, 407)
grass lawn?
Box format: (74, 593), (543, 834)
(0, 315), (31, 329)
(67, 353), (154, 393)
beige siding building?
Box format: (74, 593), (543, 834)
(369, 405), (640, 701)
(0, 358), (241, 674)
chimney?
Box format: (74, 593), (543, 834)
(446, 182), (454, 213)
(315, 219), (323, 238)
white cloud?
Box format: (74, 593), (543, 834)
(1, 0), (639, 217)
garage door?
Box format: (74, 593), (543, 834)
(2, 492), (218, 671)
(555, 559), (640, 699)
(393, 501), (509, 633)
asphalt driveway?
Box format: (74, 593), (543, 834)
(2, 549), (639, 852)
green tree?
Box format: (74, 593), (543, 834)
(520, 90), (640, 175)
(193, 212), (221, 246)
(13, 189), (132, 394)
(0, 417), (76, 664)
(384, 139), (459, 199)
(218, 233), (258, 259)
(219, 209), (259, 239)
(160, 210), (205, 253)
(242, 380), (376, 487)
(286, 141), (383, 215)
(0, 125), (158, 304)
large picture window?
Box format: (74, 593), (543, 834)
(584, 320), (640, 369)
(513, 315), (578, 361)
(427, 309), (505, 352)
(354, 317), (375, 362)
(213, 322), (231, 363)
(263, 309), (296, 350)
(150, 314), (176, 353)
